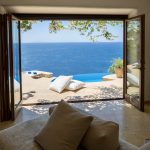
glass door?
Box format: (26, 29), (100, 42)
(125, 15), (145, 111)
(12, 17), (22, 108)
(7, 15), (22, 120)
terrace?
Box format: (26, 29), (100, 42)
(17, 19), (124, 105)
(21, 72), (123, 105)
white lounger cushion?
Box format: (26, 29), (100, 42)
(132, 62), (140, 69)
(66, 80), (85, 91)
(127, 73), (139, 87)
(49, 76), (72, 93)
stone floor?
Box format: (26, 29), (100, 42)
(0, 100), (150, 148)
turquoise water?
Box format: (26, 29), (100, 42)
(73, 73), (108, 82)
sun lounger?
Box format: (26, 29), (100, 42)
(25, 70), (53, 79)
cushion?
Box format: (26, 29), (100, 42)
(132, 62), (140, 69)
(48, 75), (72, 93)
(0, 113), (138, 150)
(80, 118), (119, 150)
(127, 73), (139, 87)
(65, 80), (85, 91)
(35, 101), (93, 150)
(49, 106), (119, 150)
(139, 141), (150, 150)
(0, 115), (48, 150)
(119, 139), (138, 150)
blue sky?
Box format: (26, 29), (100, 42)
(21, 21), (123, 43)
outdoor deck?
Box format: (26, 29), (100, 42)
(21, 73), (123, 105)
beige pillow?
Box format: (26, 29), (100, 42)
(35, 101), (93, 150)
(80, 118), (119, 150)
(49, 106), (119, 150)
(139, 141), (150, 150)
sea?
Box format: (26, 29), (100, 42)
(21, 42), (123, 81)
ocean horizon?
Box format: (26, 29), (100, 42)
(21, 42), (123, 77)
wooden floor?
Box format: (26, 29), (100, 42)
(0, 100), (150, 147)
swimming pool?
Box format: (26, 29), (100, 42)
(23, 71), (108, 83)
(73, 73), (109, 82)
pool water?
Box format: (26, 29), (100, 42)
(73, 73), (109, 82)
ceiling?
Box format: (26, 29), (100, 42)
(1, 6), (136, 15)
(0, 0), (138, 15)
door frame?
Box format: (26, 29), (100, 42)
(0, 13), (146, 121)
(13, 14), (127, 103)
(13, 14), (128, 20)
(11, 13), (145, 108)
(8, 14), (22, 120)
(0, 14), (12, 121)
(125, 15), (145, 111)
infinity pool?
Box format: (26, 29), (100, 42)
(73, 73), (109, 82)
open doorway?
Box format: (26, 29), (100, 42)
(20, 18), (124, 105)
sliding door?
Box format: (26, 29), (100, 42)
(125, 15), (145, 111)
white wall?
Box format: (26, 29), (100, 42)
(0, 0), (150, 100)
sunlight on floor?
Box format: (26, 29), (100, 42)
(1, 100), (150, 147)
(21, 100), (150, 147)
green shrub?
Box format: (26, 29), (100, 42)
(108, 58), (123, 74)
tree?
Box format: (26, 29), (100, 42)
(20, 20), (122, 41)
